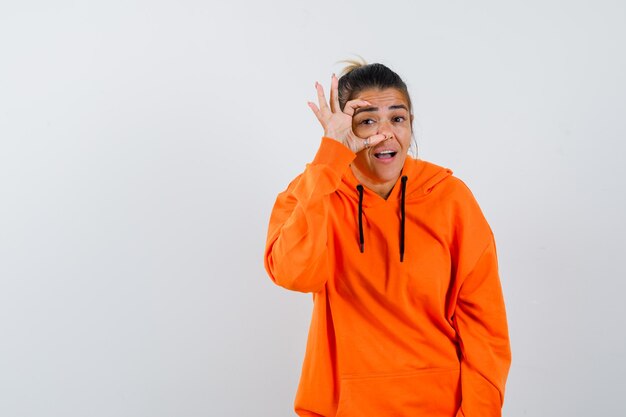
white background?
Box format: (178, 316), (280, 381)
(1, 1), (625, 416)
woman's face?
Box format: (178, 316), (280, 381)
(350, 88), (413, 191)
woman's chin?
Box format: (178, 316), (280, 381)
(369, 158), (404, 180)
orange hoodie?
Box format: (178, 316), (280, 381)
(265, 138), (511, 417)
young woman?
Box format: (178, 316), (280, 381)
(264, 62), (511, 417)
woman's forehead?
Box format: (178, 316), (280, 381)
(354, 88), (410, 109)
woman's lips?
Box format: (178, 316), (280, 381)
(373, 150), (398, 162)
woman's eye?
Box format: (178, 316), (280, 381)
(393, 116), (406, 123)
(360, 119), (375, 125)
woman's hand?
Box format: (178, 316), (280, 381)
(308, 74), (388, 153)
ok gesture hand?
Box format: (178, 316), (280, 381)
(308, 74), (388, 153)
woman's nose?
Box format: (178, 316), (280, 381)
(377, 119), (393, 136)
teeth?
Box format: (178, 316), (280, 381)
(374, 150), (397, 159)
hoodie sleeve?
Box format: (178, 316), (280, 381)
(264, 138), (355, 293)
(450, 182), (511, 417)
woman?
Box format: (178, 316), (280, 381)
(264, 62), (511, 417)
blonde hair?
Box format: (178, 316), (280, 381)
(338, 56), (368, 77)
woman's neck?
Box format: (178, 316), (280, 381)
(350, 166), (399, 200)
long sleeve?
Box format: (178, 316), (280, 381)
(264, 138), (355, 293)
(454, 237), (511, 417)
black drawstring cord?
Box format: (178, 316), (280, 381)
(356, 177), (407, 260)
(356, 185), (365, 253)
(400, 176), (408, 262)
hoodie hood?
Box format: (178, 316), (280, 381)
(339, 156), (453, 206)
(338, 156), (453, 262)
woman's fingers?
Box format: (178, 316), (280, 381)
(329, 74), (340, 113)
(307, 101), (324, 125)
(343, 99), (371, 116)
(365, 133), (388, 148)
(317, 77), (369, 116)
(315, 82), (330, 115)
(311, 78), (375, 145)
(352, 133), (388, 153)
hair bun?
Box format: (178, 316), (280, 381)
(339, 56), (368, 77)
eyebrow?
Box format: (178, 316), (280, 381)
(354, 104), (409, 115)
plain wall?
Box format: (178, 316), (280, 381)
(1, 1), (625, 416)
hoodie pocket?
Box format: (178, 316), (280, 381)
(336, 368), (460, 417)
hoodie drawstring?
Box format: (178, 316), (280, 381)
(356, 175), (408, 262)
(400, 175), (407, 262)
(356, 185), (365, 253)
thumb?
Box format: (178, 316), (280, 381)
(365, 133), (388, 148)
(355, 133), (388, 153)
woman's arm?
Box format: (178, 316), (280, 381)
(264, 138), (354, 293)
(454, 237), (511, 417)
(264, 75), (388, 293)
(447, 181), (511, 417)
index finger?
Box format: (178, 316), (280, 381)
(343, 99), (371, 117)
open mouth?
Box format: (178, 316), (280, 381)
(374, 150), (398, 159)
